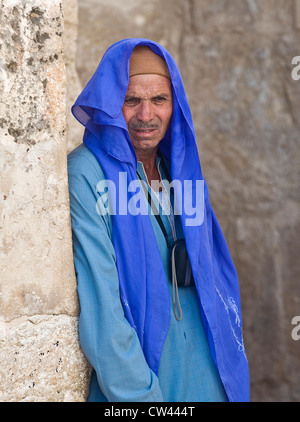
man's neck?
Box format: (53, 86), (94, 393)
(136, 148), (160, 184)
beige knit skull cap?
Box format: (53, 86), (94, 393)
(129, 45), (170, 79)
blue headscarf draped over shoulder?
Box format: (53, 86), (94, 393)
(72, 38), (250, 402)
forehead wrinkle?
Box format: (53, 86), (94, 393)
(125, 90), (171, 100)
(126, 76), (172, 100)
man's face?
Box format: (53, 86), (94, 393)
(122, 74), (173, 159)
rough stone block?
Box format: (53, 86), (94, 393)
(0, 0), (90, 401)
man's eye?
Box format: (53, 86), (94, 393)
(125, 98), (140, 106)
(153, 96), (167, 104)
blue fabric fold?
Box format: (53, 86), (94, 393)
(72, 38), (250, 401)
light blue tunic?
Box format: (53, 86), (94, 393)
(68, 144), (228, 402)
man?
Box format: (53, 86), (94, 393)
(68, 39), (250, 402)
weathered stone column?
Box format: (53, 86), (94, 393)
(0, 0), (90, 401)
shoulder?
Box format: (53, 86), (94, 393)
(67, 144), (112, 233)
(67, 143), (105, 180)
(67, 143), (105, 206)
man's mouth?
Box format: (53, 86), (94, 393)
(134, 128), (156, 133)
(128, 123), (160, 140)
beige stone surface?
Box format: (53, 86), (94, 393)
(0, 0), (77, 320)
(0, 0), (90, 401)
(0, 315), (90, 401)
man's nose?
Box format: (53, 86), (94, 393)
(136, 100), (154, 122)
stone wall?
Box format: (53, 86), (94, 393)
(177, 0), (300, 402)
(0, 0), (90, 401)
(75, 0), (300, 402)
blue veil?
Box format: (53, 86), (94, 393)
(72, 38), (250, 402)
